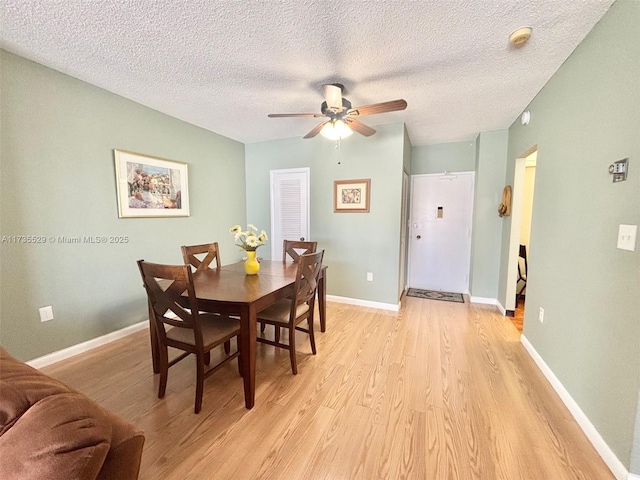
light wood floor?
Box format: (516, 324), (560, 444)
(43, 297), (614, 480)
(512, 296), (525, 333)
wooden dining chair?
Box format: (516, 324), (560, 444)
(517, 244), (528, 300)
(181, 242), (233, 354)
(181, 242), (221, 273)
(283, 239), (317, 262)
(137, 260), (241, 414)
(259, 239), (319, 335)
(257, 250), (324, 374)
(261, 239), (320, 336)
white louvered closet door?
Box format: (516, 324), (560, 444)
(269, 168), (310, 260)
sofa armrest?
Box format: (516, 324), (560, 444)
(0, 392), (112, 480)
(97, 410), (145, 480)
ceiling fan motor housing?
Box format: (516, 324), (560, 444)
(321, 98), (352, 116)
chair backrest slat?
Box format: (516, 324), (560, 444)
(292, 251), (324, 310)
(137, 260), (202, 341)
(181, 242), (221, 273)
(518, 244), (528, 276)
(283, 240), (317, 263)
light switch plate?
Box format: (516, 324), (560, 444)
(617, 224), (637, 251)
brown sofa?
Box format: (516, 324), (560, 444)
(0, 347), (145, 480)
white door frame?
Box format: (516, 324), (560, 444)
(504, 159), (525, 311)
(504, 146), (537, 312)
(399, 170), (410, 296)
(269, 167), (310, 260)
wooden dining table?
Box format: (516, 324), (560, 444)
(148, 260), (327, 409)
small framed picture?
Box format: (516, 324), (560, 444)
(114, 149), (189, 218)
(334, 179), (371, 213)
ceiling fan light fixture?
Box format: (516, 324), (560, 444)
(320, 119), (353, 140)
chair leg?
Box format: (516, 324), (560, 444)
(307, 316), (316, 355)
(195, 353), (205, 414)
(224, 340), (231, 355)
(289, 325), (297, 375)
(204, 351), (211, 365)
(158, 345), (169, 399)
(274, 326), (281, 344)
(260, 321), (266, 333)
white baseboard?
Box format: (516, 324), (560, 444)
(27, 320), (149, 369)
(520, 334), (630, 480)
(326, 295), (400, 312)
(469, 296), (497, 305)
(497, 300), (507, 316)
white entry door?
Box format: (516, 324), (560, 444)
(270, 168), (310, 260)
(408, 172), (475, 293)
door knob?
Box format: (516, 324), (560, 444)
(416, 235), (421, 239)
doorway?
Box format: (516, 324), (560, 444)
(408, 172), (475, 293)
(513, 152), (537, 331)
(505, 148), (537, 331)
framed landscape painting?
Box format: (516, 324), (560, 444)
(114, 149), (190, 218)
(334, 179), (371, 213)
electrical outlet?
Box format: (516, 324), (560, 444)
(39, 306), (54, 322)
(538, 307), (544, 323)
(366, 272), (373, 282)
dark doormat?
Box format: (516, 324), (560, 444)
(406, 289), (464, 303)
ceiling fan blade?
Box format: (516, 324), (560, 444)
(303, 121), (328, 139)
(323, 84), (343, 111)
(345, 118), (376, 137)
(347, 99), (407, 117)
(268, 113), (325, 118)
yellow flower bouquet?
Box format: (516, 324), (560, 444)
(229, 224), (268, 252)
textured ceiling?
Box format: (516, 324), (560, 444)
(0, 0), (613, 146)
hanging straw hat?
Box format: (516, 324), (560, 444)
(498, 186), (512, 217)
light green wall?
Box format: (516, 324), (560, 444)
(0, 50), (247, 362)
(245, 123), (406, 306)
(469, 130), (508, 299)
(403, 126), (412, 174)
(412, 139), (476, 174)
(499, 0), (640, 469)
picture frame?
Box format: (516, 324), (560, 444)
(334, 179), (371, 213)
(114, 149), (190, 218)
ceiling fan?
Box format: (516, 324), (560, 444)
(268, 84), (407, 140)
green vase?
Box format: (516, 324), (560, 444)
(244, 251), (260, 275)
